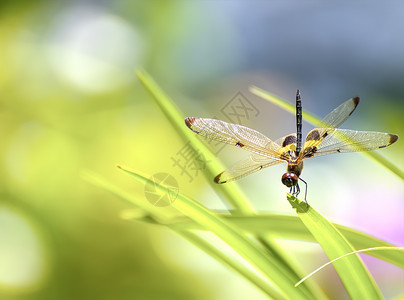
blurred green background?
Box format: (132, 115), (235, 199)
(0, 1), (403, 299)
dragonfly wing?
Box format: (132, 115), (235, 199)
(307, 97), (360, 145)
(301, 129), (398, 158)
(214, 154), (284, 183)
(274, 133), (298, 160)
(185, 117), (283, 158)
(274, 133), (297, 148)
(320, 97), (360, 129)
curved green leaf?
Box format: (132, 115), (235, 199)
(295, 247), (404, 287)
(166, 214), (403, 269)
(84, 170), (285, 298)
(137, 69), (255, 213)
(288, 194), (382, 300)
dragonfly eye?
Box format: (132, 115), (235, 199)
(281, 173), (298, 187)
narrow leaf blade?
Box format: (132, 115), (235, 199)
(119, 166), (317, 300)
(137, 69), (255, 213)
(288, 194), (383, 300)
(168, 214), (404, 269)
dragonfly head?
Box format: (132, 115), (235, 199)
(281, 172), (298, 187)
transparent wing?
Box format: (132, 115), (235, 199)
(214, 154), (284, 184)
(185, 117), (283, 159)
(301, 129), (398, 158)
(308, 97), (360, 147)
(320, 97), (360, 129)
(297, 97), (360, 160)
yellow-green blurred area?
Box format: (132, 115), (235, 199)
(0, 1), (403, 299)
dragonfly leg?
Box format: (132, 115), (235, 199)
(299, 177), (308, 205)
(295, 183), (300, 196)
(290, 185), (300, 197)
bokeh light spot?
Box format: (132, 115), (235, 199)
(0, 205), (48, 291)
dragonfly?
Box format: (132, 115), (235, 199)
(184, 90), (398, 202)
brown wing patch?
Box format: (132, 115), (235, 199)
(379, 134), (398, 148)
(282, 134), (297, 147)
(301, 146), (318, 158)
(301, 128), (329, 159)
(305, 129), (320, 141)
(389, 134), (398, 144)
(185, 117), (199, 133)
(352, 97), (360, 110)
(214, 172), (226, 184)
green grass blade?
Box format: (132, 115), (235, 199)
(254, 235), (329, 299)
(136, 69), (255, 214)
(176, 230), (284, 298)
(295, 247), (404, 287)
(119, 166), (317, 300)
(249, 86), (404, 180)
(249, 86), (322, 127)
(287, 194), (383, 300)
(84, 170), (285, 298)
(167, 214), (404, 269)
(82, 170), (170, 223)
